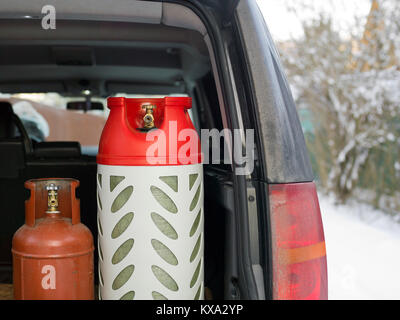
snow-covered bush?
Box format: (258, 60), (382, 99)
(278, 0), (400, 211)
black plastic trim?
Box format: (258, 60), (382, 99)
(156, 0), (260, 299)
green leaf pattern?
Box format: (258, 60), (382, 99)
(98, 174), (136, 299)
(150, 174), (203, 299)
(98, 168), (203, 300)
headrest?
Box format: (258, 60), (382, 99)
(0, 101), (13, 115)
(0, 101), (18, 138)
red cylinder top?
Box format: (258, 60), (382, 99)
(12, 178), (94, 257)
(97, 97), (202, 166)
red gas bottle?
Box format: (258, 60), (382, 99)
(97, 97), (204, 300)
(12, 178), (94, 300)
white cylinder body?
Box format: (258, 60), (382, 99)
(97, 163), (204, 300)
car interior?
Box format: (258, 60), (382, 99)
(0, 4), (242, 300)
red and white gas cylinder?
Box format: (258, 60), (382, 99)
(97, 97), (204, 300)
(12, 178), (94, 300)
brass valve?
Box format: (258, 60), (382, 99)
(46, 183), (59, 213)
(142, 104), (156, 129)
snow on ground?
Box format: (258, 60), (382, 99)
(319, 194), (400, 300)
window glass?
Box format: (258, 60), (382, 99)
(0, 93), (107, 156)
(0, 92), (191, 156)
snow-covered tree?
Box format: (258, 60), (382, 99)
(278, 0), (400, 206)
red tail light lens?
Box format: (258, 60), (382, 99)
(269, 182), (328, 300)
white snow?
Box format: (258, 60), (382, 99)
(319, 194), (400, 300)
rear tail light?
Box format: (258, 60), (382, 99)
(269, 182), (328, 300)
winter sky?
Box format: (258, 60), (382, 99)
(256, 0), (372, 41)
